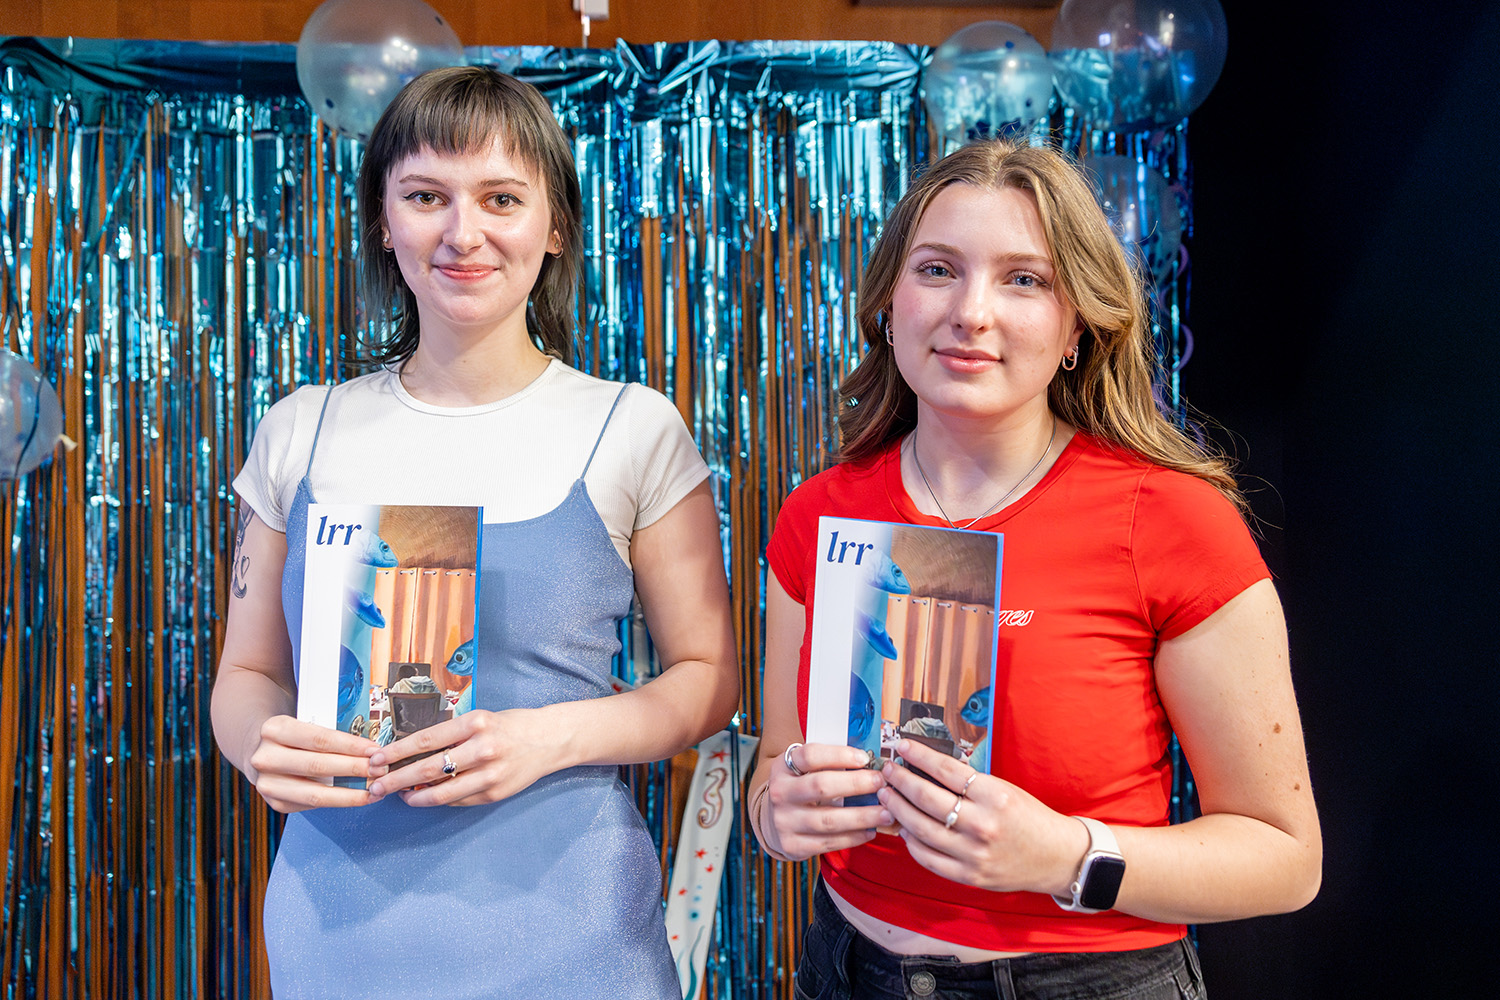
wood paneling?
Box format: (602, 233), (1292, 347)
(0, 0), (1061, 48)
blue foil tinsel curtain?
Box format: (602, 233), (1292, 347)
(0, 37), (1188, 1000)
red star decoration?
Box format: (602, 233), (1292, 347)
(695, 849), (707, 859)
(705, 865), (715, 873)
(672, 935), (679, 941)
(678, 888), (687, 895)
(711, 749), (729, 762)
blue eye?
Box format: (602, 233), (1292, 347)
(918, 263), (952, 279)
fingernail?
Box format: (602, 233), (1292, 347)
(368, 783), (383, 797)
(876, 788), (889, 804)
(878, 810), (893, 825)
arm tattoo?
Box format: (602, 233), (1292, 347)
(231, 507), (255, 600)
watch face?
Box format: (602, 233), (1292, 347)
(1079, 855), (1127, 911)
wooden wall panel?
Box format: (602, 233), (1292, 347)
(0, 0), (1061, 48)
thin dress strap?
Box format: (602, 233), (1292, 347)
(304, 384), (336, 478)
(580, 384), (630, 480)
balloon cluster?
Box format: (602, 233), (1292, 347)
(295, 0), (465, 142)
(0, 350), (63, 481)
(922, 0), (1228, 134)
(921, 3), (1223, 287)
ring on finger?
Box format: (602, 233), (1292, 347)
(958, 773), (978, 799)
(441, 751), (458, 777)
(943, 797), (965, 830)
(784, 743), (806, 777)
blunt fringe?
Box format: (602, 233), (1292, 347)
(354, 65), (584, 365)
(838, 139), (1245, 513)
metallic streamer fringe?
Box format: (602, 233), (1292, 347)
(0, 38), (1188, 1000)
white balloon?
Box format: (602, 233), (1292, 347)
(924, 22), (1054, 140)
(0, 350), (63, 481)
(296, 0), (465, 142)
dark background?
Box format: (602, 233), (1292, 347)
(1184, 4), (1499, 994)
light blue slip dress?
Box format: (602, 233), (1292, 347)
(264, 384), (680, 1000)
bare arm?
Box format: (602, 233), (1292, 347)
(745, 573), (890, 861)
(881, 578), (1322, 923)
(372, 480), (740, 805)
(1114, 577), (1322, 920)
(211, 504), (384, 812)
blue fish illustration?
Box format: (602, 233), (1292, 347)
(357, 530), (399, 567)
(854, 608), (899, 660)
(346, 586), (386, 628)
(870, 552), (911, 594)
(848, 673), (876, 745)
(443, 638), (477, 676)
(337, 644), (365, 715)
(961, 686), (990, 727)
(961, 687), (991, 773)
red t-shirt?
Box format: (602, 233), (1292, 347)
(765, 432), (1270, 953)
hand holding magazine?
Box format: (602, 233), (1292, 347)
(804, 516), (1003, 805)
(297, 503), (482, 786)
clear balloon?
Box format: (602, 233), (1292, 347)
(1050, 0), (1227, 130)
(0, 350), (63, 481)
(923, 22), (1054, 142)
(1082, 154), (1183, 285)
(295, 0), (465, 142)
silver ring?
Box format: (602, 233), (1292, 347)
(958, 773), (978, 799)
(943, 797), (964, 830)
(783, 743), (806, 777)
(441, 751), (458, 777)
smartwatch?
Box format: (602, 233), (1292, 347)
(1052, 816), (1126, 913)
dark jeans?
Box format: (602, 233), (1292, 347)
(794, 881), (1206, 1000)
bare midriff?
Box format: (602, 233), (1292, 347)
(826, 883), (1032, 962)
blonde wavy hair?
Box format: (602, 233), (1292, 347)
(838, 139), (1244, 512)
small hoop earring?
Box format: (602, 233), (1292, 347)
(1060, 347), (1079, 371)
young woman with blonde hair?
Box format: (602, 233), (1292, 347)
(751, 139), (1319, 999)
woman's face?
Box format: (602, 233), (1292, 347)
(382, 139), (560, 343)
(889, 182), (1080, 430)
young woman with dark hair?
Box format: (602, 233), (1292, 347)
(213, 66), (738, 999)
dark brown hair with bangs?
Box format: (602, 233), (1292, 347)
(355, 65), (583, 364)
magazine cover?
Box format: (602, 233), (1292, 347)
(805, 516), (1002, 802)
(298, 503), (482, 783)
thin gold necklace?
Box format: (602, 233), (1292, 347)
(909, 415), (1058, 529)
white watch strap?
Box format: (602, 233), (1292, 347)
(1077, 816), (1120, 854)
(1051, 816), (1123, 913)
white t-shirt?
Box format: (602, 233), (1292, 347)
(233, 359), (710, 567)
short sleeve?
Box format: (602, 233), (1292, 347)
(625, 387), (710, 531)
(1131, 470), (1270, 639)
(230, 386), (326, 533)
(765, 479), (823, 605)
